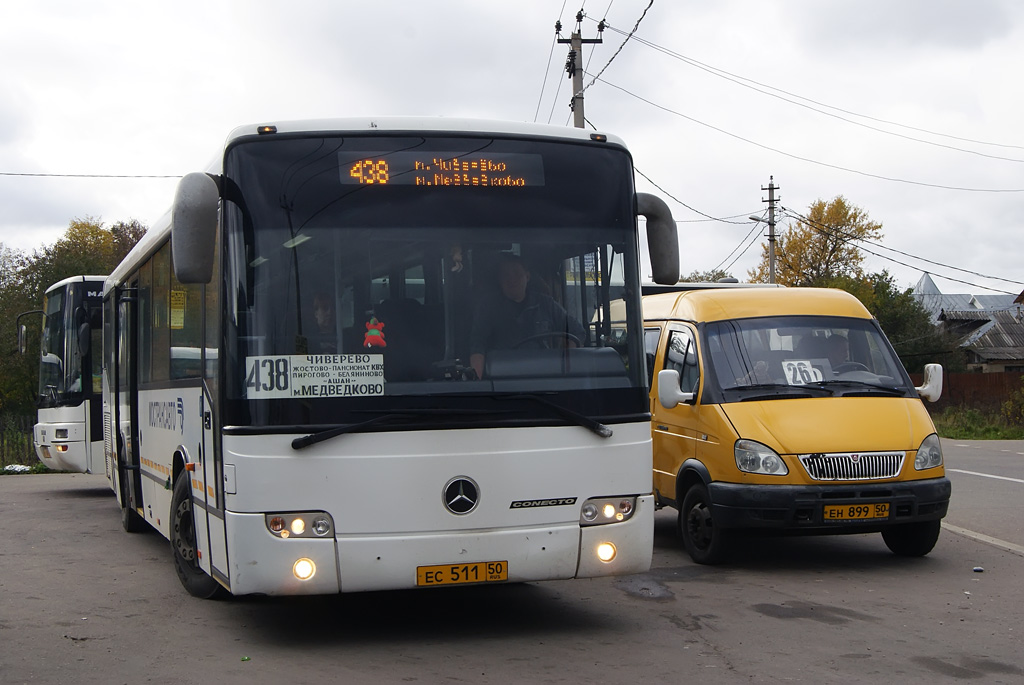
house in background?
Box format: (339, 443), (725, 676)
(913, 273), (1024, 373)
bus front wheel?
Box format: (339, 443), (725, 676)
(171, 474), (224, 599)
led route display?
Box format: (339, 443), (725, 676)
(340, 151), (544, 187)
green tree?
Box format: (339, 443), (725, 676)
(748, 196), (883, 286)
(679, 268), (734, 283)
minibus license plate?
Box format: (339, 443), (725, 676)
(417, 561), (508, 586)
(824, 503), (889, 521)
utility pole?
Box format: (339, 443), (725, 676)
(763, 177), (779, 284)
(556, 11), (603, 129)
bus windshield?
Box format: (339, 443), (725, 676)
(222, 133), (647, 428)
(37, 281), (103, 409)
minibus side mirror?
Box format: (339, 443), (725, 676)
(657, 368), (695, 409)
(637, 193), (679, 285)
(171, 172), (220, 284)
(915, 363), (943, 402)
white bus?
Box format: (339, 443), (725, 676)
(103, 118), (679, 597)
(19, 275), (106, 473)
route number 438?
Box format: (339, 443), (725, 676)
(782, 360), (823, 385)
(246, 357), (290, 394)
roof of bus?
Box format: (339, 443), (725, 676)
(223, 117), (627, 149)
(45, 275), (107, 294)
(105, 117), (629, 294)
(642, 286), (873, 324)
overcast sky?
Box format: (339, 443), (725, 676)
(2, 0), (1022, 296)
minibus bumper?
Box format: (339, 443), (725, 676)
(707, 477), (951, 532)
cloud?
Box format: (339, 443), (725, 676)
(793, 0), (1015, 53)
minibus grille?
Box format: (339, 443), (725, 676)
(798, 452), (905, 481)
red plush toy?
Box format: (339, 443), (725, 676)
(363, 316), (387, 348)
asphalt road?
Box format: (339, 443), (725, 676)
(1, 439), (1022, 684)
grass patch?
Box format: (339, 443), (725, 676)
(931, 406), (1024, 440)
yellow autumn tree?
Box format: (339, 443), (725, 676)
(748, 196), (882, 287)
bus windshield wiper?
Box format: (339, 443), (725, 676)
(291, 408), (497, 450)
(493, 393), (613, 438)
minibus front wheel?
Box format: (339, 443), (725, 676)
(680, 484), (731, 565)
(881, 520), (941, 557)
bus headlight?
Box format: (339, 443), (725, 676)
(735, 439), (788, 475)
(596, 542), (617, 562)
(580, 497), (637, 526)
(915, 434), (943, 470)
(266, 512), (334, 538)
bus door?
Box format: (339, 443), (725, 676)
(199, 253), (229, 587)
(116, 284), (144, 519)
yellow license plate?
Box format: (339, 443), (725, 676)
(416, 561), (508, 587)
(824, 503), (890, 521)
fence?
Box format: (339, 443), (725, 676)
(0, 413), (35, 467)
(909, 371), (1024, 413)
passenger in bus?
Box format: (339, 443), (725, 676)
(310, 292), (337, 352)
(826, 334), (849, 367)
(469, 253), (585, 378)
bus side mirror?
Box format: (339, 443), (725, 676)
(637, 193), (679, 285)
(171, 172), (219, 284)
(657, 368), (695, 409)
(915, 363), (943, 402)
(18, 324), (27, 355)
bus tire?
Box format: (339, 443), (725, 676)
(171, 474), (224, 599)
(679, 483), (730, 565)
(881, 520), (941, 557)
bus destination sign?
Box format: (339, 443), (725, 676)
(340, 152), (544, 187)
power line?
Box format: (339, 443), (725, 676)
(633, 166), (749, 225)
(591, 75), (1024, 193)
(713, 212), (766, 273)
(573, 0), (653, 102)
(594, 20), (1024, 153)
(779, 206), (1023, 295)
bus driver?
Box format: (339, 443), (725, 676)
(469, 253), (585, 378)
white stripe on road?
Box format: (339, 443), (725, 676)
(942, 523), (1024, 557)
(948, 468), (1024, 484)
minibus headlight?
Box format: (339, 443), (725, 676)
(265, 512), (334, 539)
(580, 497), (637, 526)
(735, 439), (788, 476)
(914, 434), (943, 470)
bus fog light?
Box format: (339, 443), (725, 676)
(55, 444), (68, 453)
(293, 558), (316, 581)
(596, 543), (616, 562)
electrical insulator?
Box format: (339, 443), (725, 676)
(555, 20), (562, 34)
